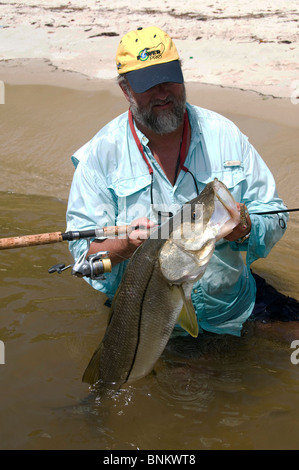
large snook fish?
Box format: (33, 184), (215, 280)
(82, 178), (240, 389)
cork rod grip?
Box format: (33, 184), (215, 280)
(0, 232), (63, 250)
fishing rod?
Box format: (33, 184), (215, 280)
(250, 209), (299, 215)
(50, 207), (299, 280)
(0, 208), (298, 251)
(0, 224), (143, 280)
(0, 224), (137, 251)
(249, 208), (299, 229)
(0, 208), (298, 280)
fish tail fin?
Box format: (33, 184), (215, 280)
(82, 343), (103, 385)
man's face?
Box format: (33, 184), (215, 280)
(124, 82), (186, 135)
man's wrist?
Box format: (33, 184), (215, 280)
(235, 230), (250, 244)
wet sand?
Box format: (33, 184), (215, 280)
(0, 0), (298, 207)
(1, 78), (298, 201)
(0, 0), (298, 97)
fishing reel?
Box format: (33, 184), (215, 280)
(48, 240), (112, 280)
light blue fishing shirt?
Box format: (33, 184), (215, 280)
(66, 103), (288, 336)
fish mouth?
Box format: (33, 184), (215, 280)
(213, 180), (240, 231)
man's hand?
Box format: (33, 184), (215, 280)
(127, 217), (157, 247)
(224, 203), (251, 242)
(87, 217), (156, 267)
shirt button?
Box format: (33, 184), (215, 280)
(194, 289), (198, 294)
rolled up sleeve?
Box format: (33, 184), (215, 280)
(66, 160), (128, 299)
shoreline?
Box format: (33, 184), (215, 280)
(0, 0), (298, 203)
(0, 42), (297, 100)
(0, 1), (298, 99)
(1, 57), (298, 130)
(0, 56), (295, 99)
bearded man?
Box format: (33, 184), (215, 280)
(66, 27), (293, 337)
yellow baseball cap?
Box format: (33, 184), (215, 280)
(116, 26), (183, 93)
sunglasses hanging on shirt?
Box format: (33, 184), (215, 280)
(128, 109), (199, 225)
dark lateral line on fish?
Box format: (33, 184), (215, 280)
(124, 262), (156, 384)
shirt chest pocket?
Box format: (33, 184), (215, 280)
(108, 175), (152, 223)
(221, 165), (245, 201)
(196, 165), (246, 202)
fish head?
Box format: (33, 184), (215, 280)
(159, 178), (240, 284)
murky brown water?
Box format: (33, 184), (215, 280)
(0, 83), (298, 450)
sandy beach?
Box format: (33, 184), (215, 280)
(1, 0), (298, 201)
(0, 0), (298, 97)
(0, 0), (298, 204)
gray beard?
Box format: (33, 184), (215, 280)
(129, 86), (186, 135)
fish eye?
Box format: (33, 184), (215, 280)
(191, 204), (204, 221)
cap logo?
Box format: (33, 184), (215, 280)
(116, 27), (180, 77)
(137, 42), (165, 62)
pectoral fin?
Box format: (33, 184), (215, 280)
(177, 285), (200, 338)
